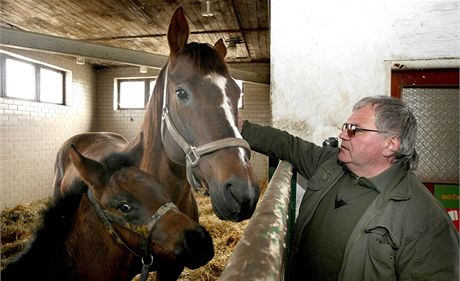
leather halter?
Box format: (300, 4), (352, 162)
(87, 189), (177, 281)
(160, 64), (251, 193)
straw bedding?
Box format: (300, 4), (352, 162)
(1, 179), (267, 280)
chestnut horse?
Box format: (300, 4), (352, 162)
(137, 7), (259, 223)
(4, 132), (214, 281)
(50, 7), (259, 279)
(53, 7), (259, 223)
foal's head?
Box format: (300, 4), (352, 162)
(159, 7), (260, 222)
(68, 140), (214, 270)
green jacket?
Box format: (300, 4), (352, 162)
(242, 121), (459, 281)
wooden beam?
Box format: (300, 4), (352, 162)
(0, 27), (268, 84)
(0, 27), (167, 68)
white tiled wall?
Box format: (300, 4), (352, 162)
(94, 66), (161, 140)
(0, 48), (96, 209)
(0, 56), (270, 209)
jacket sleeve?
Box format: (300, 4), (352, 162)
(397, 216), (459, 280)
(241, 120), (338, 179)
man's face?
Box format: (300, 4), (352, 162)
(338, 105), (389, 176)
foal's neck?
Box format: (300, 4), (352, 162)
(137, 96), (198, 221)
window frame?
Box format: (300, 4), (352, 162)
(391, 68), (459, 193)
(116, 77), (156, 110)
(0, 54), (66, 105)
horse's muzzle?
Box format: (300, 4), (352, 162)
(178, 226), (214, 269)
(209, 174), (260, 222)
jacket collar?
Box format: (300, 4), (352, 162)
(339, 160), (411, 201)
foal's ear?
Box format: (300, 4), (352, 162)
(122, 132), (144, 166)
(214, 39), (227, 59)
(168, 7), (189, 57)
(69, 144), (106, 188)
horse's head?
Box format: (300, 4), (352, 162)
(160, 7), (259, 222)
(68, 142), (214, 270)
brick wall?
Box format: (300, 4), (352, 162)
(0, 48), (96, 209)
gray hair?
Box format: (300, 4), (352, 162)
(353, 95), (418, 170)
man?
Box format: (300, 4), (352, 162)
(240, 96), (459, 280)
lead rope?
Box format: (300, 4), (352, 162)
(139, 256), (153, 281)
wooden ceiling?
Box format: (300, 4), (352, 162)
(0, 0), (269, 65)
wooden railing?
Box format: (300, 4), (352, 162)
(219, 160), (296, 281)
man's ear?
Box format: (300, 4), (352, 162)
(383, 136), (401, 157)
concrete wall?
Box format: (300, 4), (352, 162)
(0, 48), (96, 209)
(271, 1), (460, 145)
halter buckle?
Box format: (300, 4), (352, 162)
(186, 147), (200, 166)
(162, 107), (168, 120)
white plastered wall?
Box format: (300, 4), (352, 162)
(271, 0), (460, 145)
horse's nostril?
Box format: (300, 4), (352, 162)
(182, 227), (214, 269)
(184, 228), (202, 251)
(225, 179), (248, 205)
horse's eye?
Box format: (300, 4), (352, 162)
(117, 203), (132, 213)
(175, 89), (189, 101)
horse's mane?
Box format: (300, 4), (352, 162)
(101, 152), (138, 174)
(1, 186), (85, 280)
(181, 42), (227, 75)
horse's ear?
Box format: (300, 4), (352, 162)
(214, 39), (227, 59)
(122, 132), (144, 166)
(69, 144), (106, 189)
(168, 7), (189, 57)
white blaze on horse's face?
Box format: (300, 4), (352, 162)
(206, 73), (246, 160)
(205, 73), (239, 135)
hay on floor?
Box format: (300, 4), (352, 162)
(1, 178), (268, 280)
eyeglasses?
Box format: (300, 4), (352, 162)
(342, 122), (387, 137)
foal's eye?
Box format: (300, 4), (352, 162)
(175, 89), (189, 101)
(117, 203), (132, 213)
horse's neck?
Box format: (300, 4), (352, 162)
(138, 88), (187, 187)
(138, 128), (192, 203)
(137, 93), (197, 219)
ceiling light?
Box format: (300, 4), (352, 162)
(76, 56), (85, 65)
(201, 0), (214, 17)
(140, 66), (147, 73)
